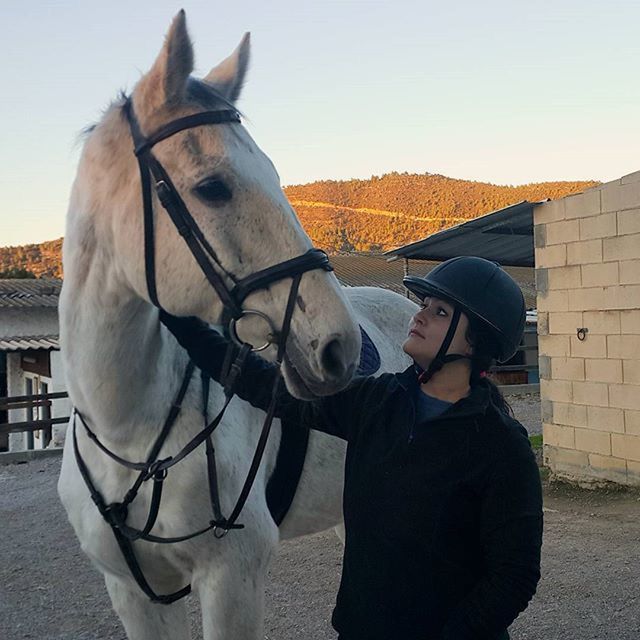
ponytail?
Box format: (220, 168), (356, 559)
(466, 320), (514, 417)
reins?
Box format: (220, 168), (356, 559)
(72, 96), (332, 604)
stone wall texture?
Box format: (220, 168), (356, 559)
(535, 170), (640, 485)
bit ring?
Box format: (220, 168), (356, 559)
(229, 309), (277, 352)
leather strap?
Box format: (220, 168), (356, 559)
(213, 272), (302, 536)
(418, 307), (465, 384)
(75, 360), (196, 476)
(133, 110), (241, 156)
(231, 249), (333, 305)
(124, 98), (333, 317)
(72, 97), (334, 604)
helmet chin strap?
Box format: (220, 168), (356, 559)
(416, 307), (471, 385)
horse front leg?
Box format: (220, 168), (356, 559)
(104, 573), (191, 640)
(196, 543), (274, 640)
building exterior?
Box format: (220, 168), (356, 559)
(0, 279), (69, 452)
(535, 170), (640, 485)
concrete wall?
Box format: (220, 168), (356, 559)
(50, 350), (71, 447)
(0, 308), (58, 337)
(7, 352), (30, 451)
(535, 170), (640, 485)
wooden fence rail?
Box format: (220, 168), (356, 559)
(0, 392), (70, 447)
(0, 391), (69, 410)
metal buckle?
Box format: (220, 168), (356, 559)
(211, 520), (244, 538)
(145, 458), (171, 481)
(228, 309), (277, 352)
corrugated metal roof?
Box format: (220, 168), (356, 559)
(384, 201), (543, 267)
(330, 254), (536, 309)
(0, 335), (60, 351)
(331, 254), (408, 295)
(0, 279), (62, 308)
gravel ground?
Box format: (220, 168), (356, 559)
(507, 392), (542, 436)
(6, 395), (640, 640)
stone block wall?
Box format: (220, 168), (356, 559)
(534, 170), (640, 485)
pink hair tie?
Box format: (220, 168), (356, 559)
(479, 371), (487, 378)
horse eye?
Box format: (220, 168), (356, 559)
(194, 178), (232, 205)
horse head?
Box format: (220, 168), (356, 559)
(69, 11), (360, 398)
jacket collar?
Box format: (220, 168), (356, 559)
(395, 364), (493, 420)
(396, 364), (420, 391)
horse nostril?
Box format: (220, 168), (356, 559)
(320, 338), (348, 380)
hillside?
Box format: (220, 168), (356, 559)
(0, 172), (597, 275)
(0, 238), (63, 278)
(285, 172), (598, 252)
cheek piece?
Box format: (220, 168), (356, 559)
(416, 307), (471, 384)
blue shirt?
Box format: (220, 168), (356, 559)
(414, 385), (453, 424)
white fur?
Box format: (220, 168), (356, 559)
(58, 12), (416, 640)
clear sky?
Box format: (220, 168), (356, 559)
(2, 0), (639, 247)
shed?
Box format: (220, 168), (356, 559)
(384, 200), (542, 268)
(0, 279), (69, 452)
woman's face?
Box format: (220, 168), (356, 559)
(402, 296), (472, 368)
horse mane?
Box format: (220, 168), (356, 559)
(78, 79), (245, 143)
(184, 78), (244, 115)
(76, 91), (129, 143)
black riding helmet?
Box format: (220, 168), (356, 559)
(403, 256), (526, 382)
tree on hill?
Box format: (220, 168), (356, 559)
(0, 267), (36, 279)
(285, 172), (598, 252)
(0, 237), (63, 278)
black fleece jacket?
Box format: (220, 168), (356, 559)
(161, 313), (543, 640)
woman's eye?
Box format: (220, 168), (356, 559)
(437, 307), (448, 317)
(194, 179), (232, 205)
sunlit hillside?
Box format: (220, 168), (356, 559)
(285, 172), (598, 252)
(0, 172), (598, 276)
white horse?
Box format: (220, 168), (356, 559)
(58, 12), (416, 640)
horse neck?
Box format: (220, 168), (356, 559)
(60, 238), (193, 445)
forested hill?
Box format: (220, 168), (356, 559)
(284, 172), (598, 252)
(0, 238), (63, 278)
(0, 172), (597, 277)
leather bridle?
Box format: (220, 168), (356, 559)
(123, 98), (332, 331)
(72, 96), (335, 604)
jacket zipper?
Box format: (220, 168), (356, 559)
(407, 402), (416, 444)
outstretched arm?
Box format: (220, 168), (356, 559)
(160, 312), (368, 440)
(160, 311), (278, 406)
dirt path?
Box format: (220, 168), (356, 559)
(288, 199), (467, 223)
(2, 455), (638, 639)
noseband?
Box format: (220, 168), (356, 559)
(72, 98), (337, 605)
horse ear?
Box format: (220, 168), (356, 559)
(134, 10), (194, 115)
(203, 33), (250, 103)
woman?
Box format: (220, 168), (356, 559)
(161, 256), (543, 640)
